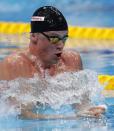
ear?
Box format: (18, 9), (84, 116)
(30, 33), (39, 44)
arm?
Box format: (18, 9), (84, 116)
(19, 93), (106, 120)
(73, 51), (83, 70)
(74, 93), (107, 118)
(19, 103), (78, 120)
(20, 105), (106, 120)
(20, 96), (106, 120)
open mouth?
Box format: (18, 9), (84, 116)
(56, 53), (62, 58)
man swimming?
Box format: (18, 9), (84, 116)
(0, 6), (106, 119)
(0, 6), (82, 80)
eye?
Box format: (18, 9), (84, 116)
(50, 38), (60, 44)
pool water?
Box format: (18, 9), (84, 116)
(81, 49), (114, 75)
(0, 44), (114, 131)
(0, 98), (114, 131)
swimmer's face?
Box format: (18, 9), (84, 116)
(32, 30), (68, 67)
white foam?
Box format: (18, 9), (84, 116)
(0, 69), (105, 116)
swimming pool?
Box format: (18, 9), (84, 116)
(0, 43), (114, 131)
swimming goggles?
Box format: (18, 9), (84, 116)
(40, 32), (68, 44)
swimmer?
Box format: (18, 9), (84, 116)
(0, 6), (106, 119)
(0, 6), (82, 80)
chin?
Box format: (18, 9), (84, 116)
(45, 62), (55, 68)
(48, 60), (58, 67)
(45, 58), (59, 68)
(52, 59), (59, 64)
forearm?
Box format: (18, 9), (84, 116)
(20, 109), (79, 120)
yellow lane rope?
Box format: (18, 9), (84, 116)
(98, 75), (114, 90)
(0, 22), (114, 39)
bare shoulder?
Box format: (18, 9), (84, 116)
(0, 52), (31, 80)
(4, 52), (25, 64)
(61, 49), (83, 71)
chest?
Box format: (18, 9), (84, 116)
(33, 60), (72, 77)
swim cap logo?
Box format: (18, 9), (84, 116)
(31, 16), (45, 21)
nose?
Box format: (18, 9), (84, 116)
(56, 41), (64, 50)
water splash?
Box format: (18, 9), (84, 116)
(0, 69), (104, 116)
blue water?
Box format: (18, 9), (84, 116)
(0, 0), (114, 27)
(81, 50), (114, 75)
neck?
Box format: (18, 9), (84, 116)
(27, 50), (54, 77)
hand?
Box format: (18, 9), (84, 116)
(77, 105), (107, 118)
(87, 106), (105, 117)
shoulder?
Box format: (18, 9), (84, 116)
(2, 52), (28, 73)
(0, 53), (23, 80)
(0, 52), (33, 80)
(62, 49), (81, 59)
(61, 49), (83, 70)
(4, 52), (27, 65)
